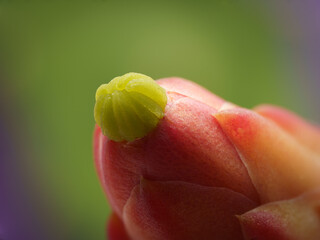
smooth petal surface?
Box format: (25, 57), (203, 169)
(94, 94), (259, 216)
(107, 212), (131, 240)
(215, 108), (320, 203)
(239, 189), (320, 240)
(254, 104), (320, 154)
(123, 179), (257, 240)
(157, 77), (225, 110)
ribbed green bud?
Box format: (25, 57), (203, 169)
(94, 72), (167, 142)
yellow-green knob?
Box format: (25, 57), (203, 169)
(94, 72), (167, 142)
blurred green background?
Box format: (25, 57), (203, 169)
(0, 1), (317, 239)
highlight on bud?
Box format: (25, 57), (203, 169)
(94, 72), (167, 142)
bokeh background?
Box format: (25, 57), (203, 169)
(0, 1), (319, 239)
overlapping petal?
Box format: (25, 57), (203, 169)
(123, 179), (257, 240)
(215, 108), (320, 203)
(239, 189), (320, 240)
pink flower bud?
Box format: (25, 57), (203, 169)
(94, 77), (320, 240)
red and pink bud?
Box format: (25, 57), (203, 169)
(93, 75), (320, 239)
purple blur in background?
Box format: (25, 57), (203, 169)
(270, 0), (320, 120)
(0, 77), (50, 240)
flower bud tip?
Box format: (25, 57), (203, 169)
(94, 72), (167, 142)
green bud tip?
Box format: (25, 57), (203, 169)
(94, 72), (167, 142)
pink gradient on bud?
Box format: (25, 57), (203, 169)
(215, 108), (320, 203)
(239, 189), (320, 240)
(254, 104), (320, 154)
(94, 77), (320, 239)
